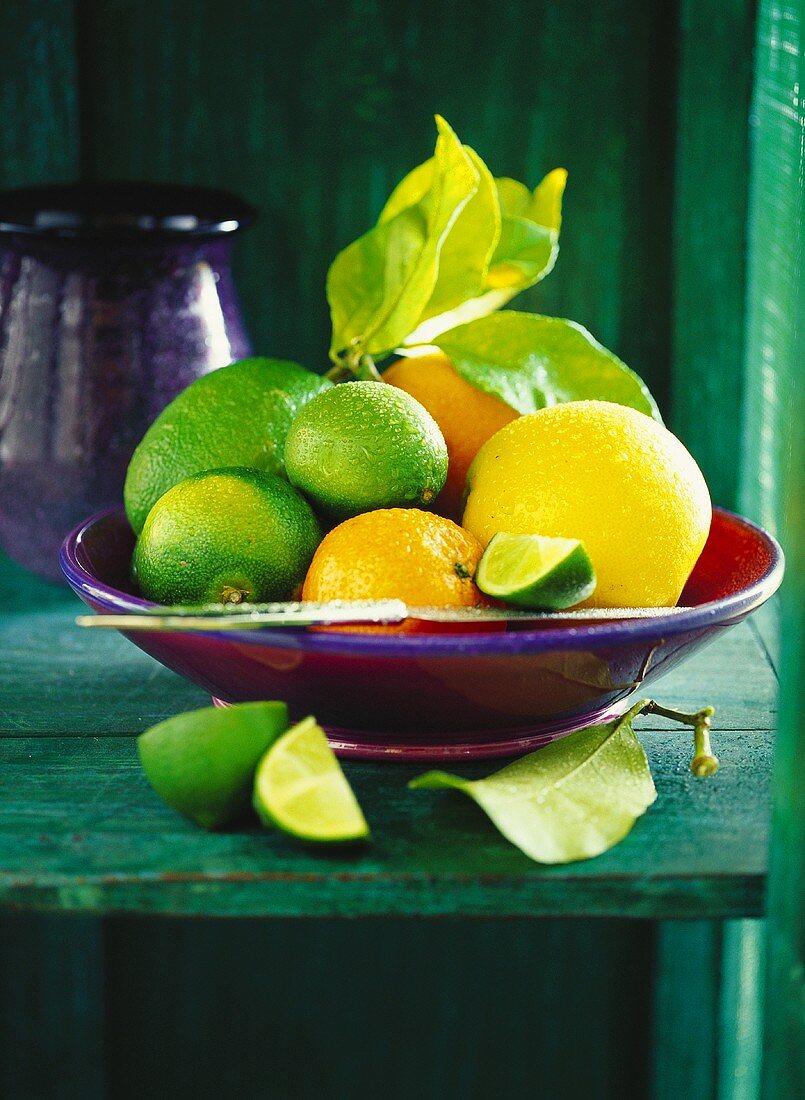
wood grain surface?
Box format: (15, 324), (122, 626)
(670, 0), (755, 508)
(742, 3), (805, 1097)
(0, 0), (79, 187)
(73, 0), (680, 413)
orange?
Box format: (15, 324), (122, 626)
(301, 508), (488, 633)
(383, 353), (518, 519)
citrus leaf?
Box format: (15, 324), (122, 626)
(528, 167), (566, 232)
(486, 216), (556, 289)
(378, 158), (434, 223)
(401, 169), (566, 344)
(433, 311), (662, 420)
(409, 702), (657, 864)
(483, 167), (567, 292)
(495, 177), (532, 217)
(483, 167), (566, 293)
(327, 115), (479, 363)
(377, 145), (501, 345)
(420, 147), (501, 321)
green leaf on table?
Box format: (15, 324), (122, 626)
(409, 703), (657, 864)
(401, 168), (567, 344)
(327, 115), (479, 363)
(433, 310), (662, 420)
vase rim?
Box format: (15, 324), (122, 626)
(0, 181), (256, 240)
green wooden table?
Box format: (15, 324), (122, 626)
(0, 553), (778, 920)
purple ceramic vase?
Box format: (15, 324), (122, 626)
(0, 182), (255, 580)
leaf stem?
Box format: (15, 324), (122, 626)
(324, 349), (383, 384)
(355, 354), (383, 382)
(643, 701), (719, 778)
(324, 362), (354, 383)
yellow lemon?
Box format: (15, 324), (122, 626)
(462, 401), (711, 607)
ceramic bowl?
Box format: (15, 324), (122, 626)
(61, 507), (783, 760)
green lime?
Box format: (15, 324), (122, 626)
(283, 380), (448, 520)
(124, 357), (332, 534)
(138, 701), (290, 829)
(475, 532), (596, 610)
(253, 716), (370, 843)
(133, 467), (321, 605)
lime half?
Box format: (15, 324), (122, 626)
(253, 717), (370, 843)
(475, 533), (596, 610)
(138, 701), (290, 830)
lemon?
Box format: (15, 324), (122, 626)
(124, 357), (332, 534)
(253, 717), (370, 842)
(138, 702), (290, 829)
(283, 381), (448, 519)
(475, 533), (596, 609)
(133, 467), (321, 605)
(463, 401), (711, 607)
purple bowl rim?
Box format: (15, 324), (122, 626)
(60, 505), (785, 658)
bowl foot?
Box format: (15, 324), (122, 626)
(210, 697), (632, 761)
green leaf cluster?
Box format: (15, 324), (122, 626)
(326, 115), (661, 420)
(327, 115), (568, 369)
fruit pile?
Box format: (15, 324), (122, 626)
(124, 117), (711, 624)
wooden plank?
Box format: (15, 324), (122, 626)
(741, 2), (805, 1095)
(0, 604), (777, 737)
(0, 0), (79, 187)
(739, 1), (803, 538)
(101, 916), (653, 1098)
(652, 922), (723, 1100)
(652, 919), (764, 1100)
(0, 602), (209, 735)
(0, 716), (771, 918)
(0, 914), (104, 1100)
(653, 921), (764, 1100)
(670, 0), (756, 508)
(719, 920), (765, 1100)
(77, 0), (676, 406)
(0, 12), (101, 1100)
(765, 566), (805, 1098)
(0, 552), (79, 615)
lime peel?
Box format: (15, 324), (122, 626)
(137, 701), (290, 830)
(253, 717), (370, 843)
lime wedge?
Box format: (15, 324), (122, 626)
(475, 532), (596, 610)
(138, 701), (289, 830)
(253, 717), (370, 843)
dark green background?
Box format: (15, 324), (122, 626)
(1, 0), (801, 1097)
(0, 0), (758, 508)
